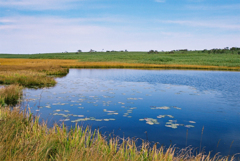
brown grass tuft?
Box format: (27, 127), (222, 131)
(0, 84), (22, 106)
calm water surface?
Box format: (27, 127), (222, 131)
(23, 69), (240, 156)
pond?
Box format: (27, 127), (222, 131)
(23, 69), (240, 156)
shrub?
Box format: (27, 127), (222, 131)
(148, 50), (158, 54)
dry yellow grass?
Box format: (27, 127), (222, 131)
(0, 59), (69, 87)
(64, 62), (240, 70)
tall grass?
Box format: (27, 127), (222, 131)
(0, 71), (57, 88)
(0, 107), (236, 160)
(0, 59), (69, 87)
(0, 84), (22, 106)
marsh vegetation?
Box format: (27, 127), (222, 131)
(0, 59), (69, 88)
(0, 107), (236, 161)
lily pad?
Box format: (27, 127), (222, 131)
(146, 121), (154, 125)
(173, 106), (181, 110)
(157, 106), (170, 110)
(167, 115), (174, 118)
(140, 118), (159, 125)
(185, 125), (195, 128)
(157, 115), (166, 118)
(189, 121), (196, 124)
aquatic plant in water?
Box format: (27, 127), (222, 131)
(139, 118), (159, 125)
(151, 106), (170, 110)
(157, 115), (174, 118)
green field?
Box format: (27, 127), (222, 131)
(1, 49), (240, 67)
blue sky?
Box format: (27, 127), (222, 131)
(0, 0), (240, 53)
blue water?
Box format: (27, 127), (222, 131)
(23, 69), (240, 156)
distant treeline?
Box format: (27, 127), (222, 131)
(148, 47), (240, 54)
(73, 47), (240, 54)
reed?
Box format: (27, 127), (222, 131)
(0, 84), (22, 106)
(0, 107), (236, 161)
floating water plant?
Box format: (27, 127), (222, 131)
(151, 106), (170, 110)
(165, 120), (179, 129)
(127, 98), (138, 100)
(140, 118), (159, 125)
(189, 121), (196, 123)
(130, 107), (137, 110)
(185, 125), (195, 128)
(103, 109), (118, 115)
(173, 106), (181, 110)
(157, 115), (174, 118)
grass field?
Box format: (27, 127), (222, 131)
(1, 50), (240, 68)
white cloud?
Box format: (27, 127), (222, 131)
(0, 16), (240, 54)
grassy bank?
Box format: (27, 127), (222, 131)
(0, 107), (236, 161)
(0, 59), (69, 88)
(1, 57), (240, 73)
(1, 50), (240, 69)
